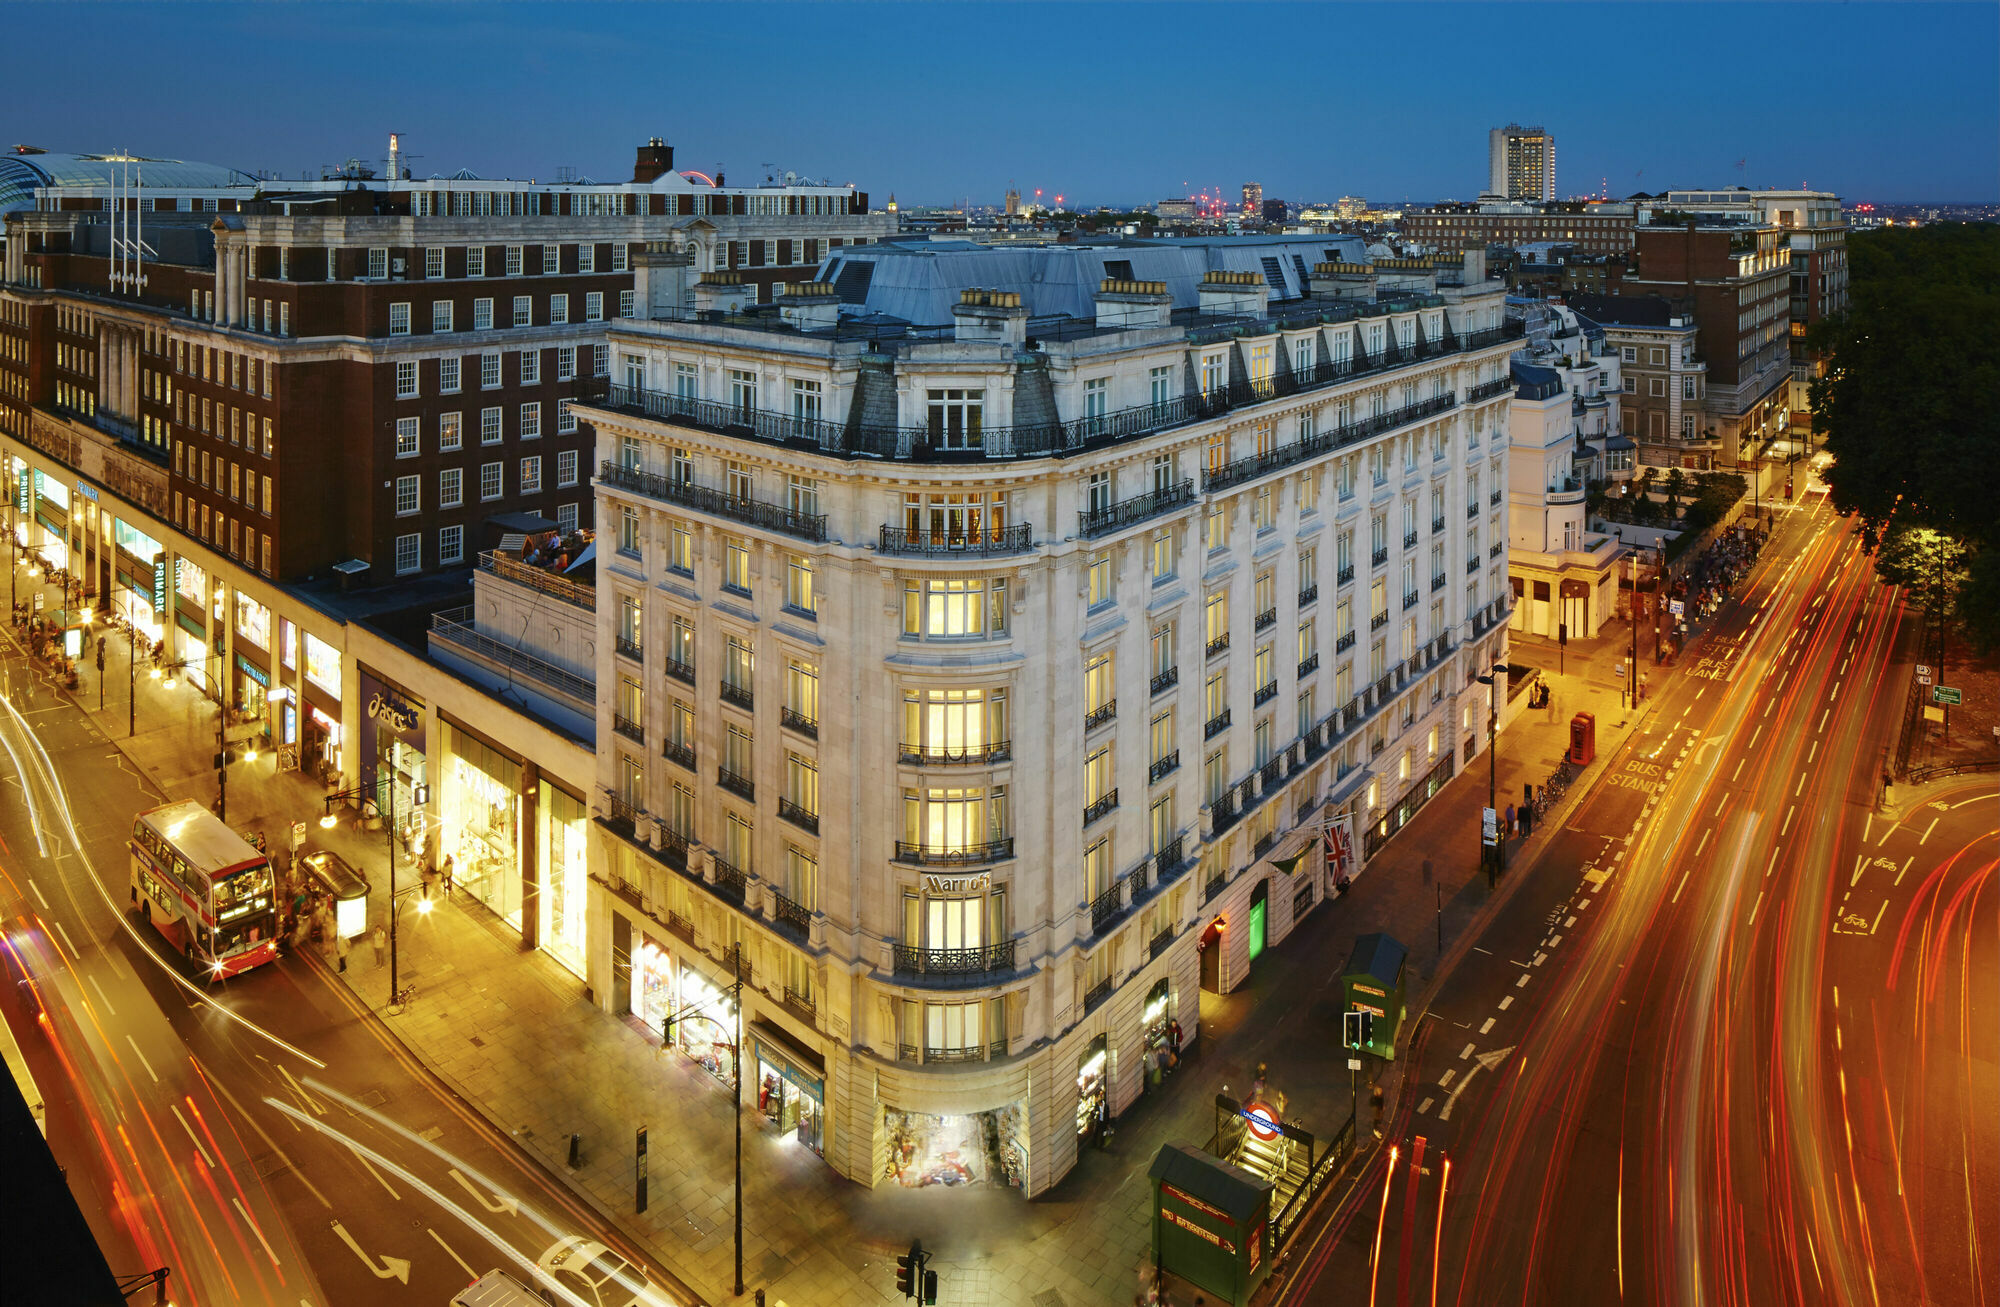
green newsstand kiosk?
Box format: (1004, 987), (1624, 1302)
(1341, 932), (1409, 1059)
(1149, 1143), (1274, 1307)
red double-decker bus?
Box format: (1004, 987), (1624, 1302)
(129, 799), (280, 979)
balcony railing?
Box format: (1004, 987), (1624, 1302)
(1337, 631), (1356, 653)
(1089, 882), (1124, 935)
(1255, 608), (1277, 632)
(780, 707), (819, 739)
(1337, 564), (1356, 586)
(1155, 835), (1186, 878)
(717, 766), (755, 802)
(431, 609), (591, 704)
(1083, 976), (1114, 1015)
(663, 656), (695, 686)
(711, 860), (747, 907)
(1298, 653), (1319, 678)
(1151, 667), (1179, 697)
(778, 798), (819, 835)
(720, 680), (754, 711)
(1298, 584), (1318, 606)
(612, 713), (644, 744)
(1083, 790), (1119, 826)
(599, 461), (827, 542)
(662, 739), (695, 771)
(1260, 757), (1284, 787)
(1432, 574), (1446, 592)
(1431, 517), (1446, 534)
(1371, 546), (1390, 567)
(1491, 489), (1506, 506)
(772, 891), (812, 940)
(894, 838), (1015, 866)
(892, 940), (1017, 981)
(615, 635), (643, 661)
(1207, 633), (1231, 658)
(1204, 709), (1232, 740)
(898, 741), (1012, 766)
(1403, 590), (1419, 610)
(480, 550), (595, 610)
(1467, 556), (1480, 574)
(605, 795), (641, 837)
(1468, 377), (1514, 403)
(1149, 751), (1181, 784)
(1204, 393), (1459, 493)
(1403, 531), (1418, 549)
(1204, 871), (1229, 903)
(1151, 925), (1176, 960)
(877, 523), (1035, 557)
(1080, 479), (1196, 539)
(1085, 700), (1117, 732)
(1254, 681), (1278, 707)
(1490, 542), (1504, 558)
(1371, 611), (1389, 631)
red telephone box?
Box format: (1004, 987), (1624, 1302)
(1568, 712), (1596, 766)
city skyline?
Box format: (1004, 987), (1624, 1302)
(2, 2), (1994, 206)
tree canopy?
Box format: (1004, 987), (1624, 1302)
(1809, 223), (2000, 647)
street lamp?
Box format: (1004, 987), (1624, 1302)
(1473, 658), (1508, 867)
(323, 770), (423, 1000)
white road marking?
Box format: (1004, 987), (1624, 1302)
(125, 1035), (159, 1084)
(1783, 806), (1796, 836)
(171, 1102), (217, 1167)
(1576, 898), (1590, 911)
(1895, 856), (1913, 887)
(1547, 934), (1563, 947)
(447, 1168), (520, 1216)
(88, 974), (116, 1016)
(1808, 740), (1819, 763)
(1460, 1043), (1476, 1060)
(1499, 996), (1514, 1010)
(1863, 814), (1873, 844)
(1748, 890), (1765, 925)
(1817, 709), (1830, 733)
(1796, 773), (1807, 797)
(1532, 952), (1547, 967)
(276, 1064), (324, 1117)
(1439, 1046), (1514, 1121)
(1768, 848), (1782, 879)
(1764, 700), (1774, 717)
(1515, 973), (1531, 989)
(1417, 1097), (1434, 1115)
(1439, 1068), (1457, 1087)
(1749, 725), (1763, 749)
(1871, 901), (1887, 935)
(1673, 870), (1691, 903)
(428, 1228), (477, 1281)
(25, 877), (47, 909)
(49, 919), (78, 962)
(1564, 916), (1577, 928)
(1921, 818), (1938, 846)
(234, 1197), (282, 1270)
(1479, 1017), (1495, 1034)
(1733, 759), (1745, 782)
(330, 1221), (411, 1284)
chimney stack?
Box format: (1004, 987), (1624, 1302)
(633, 136), (676, 185)
(1307, 260), (1377, 301)
(1093, 278), (1173, 329)
(632, 241), (695, 319)
(776, 281), (841, 332)
(388, 132), (402, 183)
(692, 270), (755, 317)
(952, 288), (1028, 347)
(1197, 269), (1268, 318)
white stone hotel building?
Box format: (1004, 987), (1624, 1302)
(578, 237), (1518, 1197)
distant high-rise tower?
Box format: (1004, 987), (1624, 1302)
(1241, 182), (1263, 224)
(1488, 124), (1555, 201)
(1004, 187), (1021, 217)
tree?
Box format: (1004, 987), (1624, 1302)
(1876, 527), (1971, 669)
(1662, 468), (1688, 518)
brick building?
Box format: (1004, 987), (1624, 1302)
(1400, 200), (1635, 257)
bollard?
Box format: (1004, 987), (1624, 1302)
(567, 1132), (582, 1170)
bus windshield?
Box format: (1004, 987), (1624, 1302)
(215, 863), (275, 923)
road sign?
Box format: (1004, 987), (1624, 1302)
(1481, 807), (1498, 847)
(1243, 1101), (1280, 1142)
(1916, 664), (1931, 678)
(1932, 685), (1962, 706)
(1917, 672), (1932, 686)
(1670, 599), (1685, 616)
(1614, 664), (1625, 677)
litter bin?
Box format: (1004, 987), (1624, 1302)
(1569, 712), (1596, 766)
(299, 849), (371, 940)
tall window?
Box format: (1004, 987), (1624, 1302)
(903, 688), (1006, 760)
(724, 538), (751, 592)
(729, 369), (758, 414)
(1084, 651), (1114, 720)
(902, 577), (1009, 639)
(785, 555), (816, 615)
(786, 660), (820, 728)
(926, 389), (984, 449)
(902, 786), (1007, 854)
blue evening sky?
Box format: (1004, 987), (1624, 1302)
(5, 2), (1993, 206)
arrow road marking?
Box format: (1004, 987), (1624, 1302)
(1439, 1046), (1515, 1121)
(451, 1168), (521, 1216)
(331, 1221), (411, 1284)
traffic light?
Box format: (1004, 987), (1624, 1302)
(922, 1268), (938, 1305)
(895, 1240), (923, 1299)
(1343, 1010), (1374, 1050)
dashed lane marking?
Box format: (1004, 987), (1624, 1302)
(1461, 1043), (1476, 1060)
(1783, 806), (1796, 836)
(1515, 973), (1531, 989)
(1480, 1018), (1495, 1034)
(1439, 1069), (1457, 1087)
(1564, 916), (1577, 928)
(1418, 1097), (1434, 1115)
(1894, 856), (1913, 887)
(1532, 952), (1547, 967)
(1499, 996), (1514, 1010)
(1921, 818), (1938, 846)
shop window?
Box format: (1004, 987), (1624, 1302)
(443, 723), (525, 928)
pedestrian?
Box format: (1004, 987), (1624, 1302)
(1504, 802), (1516, 838)
(372, 922), (387, 967)
(1250, 1062), (1267, 1103)
(420, 856), (440, 900)
(1145, 1044), (1162, 1091)
(440, 853), (455, 900)
(1169, 1019), (1183, 1062)
(1370, 1083), (1385, 1138)
(334, 928), (350, 973)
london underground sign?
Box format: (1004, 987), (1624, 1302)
(1242, 1100), (1280, 1142)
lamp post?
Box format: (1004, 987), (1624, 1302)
(1474, 660), (1507, 877)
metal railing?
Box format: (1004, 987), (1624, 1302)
(1204, 393), (1459, 493)
(1083, 790), (1119, 826)
(1207, 633), (1231, 658)
(1337, 631), (1356, 653)
(1149, 751), (1181, 784)
(1151, 667), (1180, 696)
(712, 861), (747, 907)
(1432, 574), (1446, 592)
(1204, 709), (1232, 740)
(1337, 565), (1355, 585)
(717, 766), (755, 802)
(663, 656), (695, 686)
(773, 891), (812, 939)
(1254, 681), (1278, 707)
(1089, 882), (1124, 935)
(1298, 653), (1319, 678)
(662, 739), (695, 771)
(1403, 590), (1419, 610)
(1372, 547), (1390, 567)
(1403, 531), (1418, 549)
(430, 609), (592, 703)
(1085, 701), (1118, 732)
(479, 550), (594, 609)
(1370, 611), (1389, 631)
(612, 714), (644, 743)
(878, 523), (1034, 557)
(599, 461), (827, 542)
(898, 740), (1012, 766)
(1468, 377), (1514, 402)
(780, 707), (819, 739)
(893, 838), (1015, 866)
(892, 939), (1017, 980)
(1255, 608), (1277, 632)
(720, 680), (754, 711)
(1080, 479), (1196, 539)
(615, 635), (643, 661)
(1083, 976), (1114, 1014)
(1298, 585), (1318, 606)
(778, 797), (819, 835)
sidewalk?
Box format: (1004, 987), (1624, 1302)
(31, 565), (1658, 1307)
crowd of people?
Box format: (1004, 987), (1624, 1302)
(1662, 519), (1769, 654)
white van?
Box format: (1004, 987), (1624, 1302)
(451, 1270), (549, 1307)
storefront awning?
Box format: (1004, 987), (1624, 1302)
(751, 1017), (824, 1094)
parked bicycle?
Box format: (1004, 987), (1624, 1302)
(389, 982), (418, 1012)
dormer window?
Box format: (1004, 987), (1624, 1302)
(928, 389), (984, 450)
